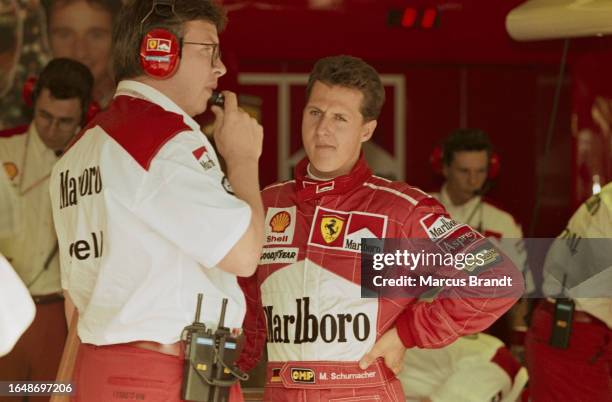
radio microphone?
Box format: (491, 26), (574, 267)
(209, 91), (225, 108)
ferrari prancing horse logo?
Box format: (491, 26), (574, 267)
(320, 215), (345, 244)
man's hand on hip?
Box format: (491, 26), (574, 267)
(358, 326), (406, 374)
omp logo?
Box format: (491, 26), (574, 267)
(291, 368), (315, 384)
(259, 247), (298, 265)
(147, 38), (171, 52)
(270, 211), (291, 233)
(420, 214), (461, 240)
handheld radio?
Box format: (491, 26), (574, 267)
(549, 274), (574, 349)
(181, 294), (248, 402)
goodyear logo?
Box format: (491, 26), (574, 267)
(291, 368), (315, 384)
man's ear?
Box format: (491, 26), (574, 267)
(361, 120), (377, 143)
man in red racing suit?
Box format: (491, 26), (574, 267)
(237, 55), (523, 402)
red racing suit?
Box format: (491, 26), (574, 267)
(238, 155), (522, 401)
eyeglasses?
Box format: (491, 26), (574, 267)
(183, 41), (221, 67)
(35, 109), (79, 132)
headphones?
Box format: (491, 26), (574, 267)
(430, 145), (501, 180)
(22, 76), (101, 125)
(139, 0), (181, 79)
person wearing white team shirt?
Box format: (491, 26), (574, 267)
(48, 1), (264, 400)
(525, 182), (612, 401)
(0, 58), (93, 389)
(399, 333), (527, 402)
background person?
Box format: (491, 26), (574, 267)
(0, 0), (50, 129)
(0, 58), (93, 397)
(432, 128), (534, 346)
(525, 182), (612, 401)
(398, 333), (528, 402)
(44, 0), (121, 107)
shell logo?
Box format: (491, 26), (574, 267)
(270, 211), (291, 233)
(3, 162), (18, 180)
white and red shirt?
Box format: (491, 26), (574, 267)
(49, 80), (251, 345)
(543, 182), (612, 327)
(238, 156), (522, 370)
(399, 333), (528, 402)
(0, 124), (61, 296)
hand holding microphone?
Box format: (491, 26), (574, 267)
(210, 90), (263, 166)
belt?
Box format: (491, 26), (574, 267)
(32, 292), (64, 304)
(128, 340), (182, 357)
(265, 359), (395, 389)
(542, 299), (595, 324)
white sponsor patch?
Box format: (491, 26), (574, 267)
(419, 213), (462, 240)
(259, 247), (299, 265)
(264, 207), (297, 245)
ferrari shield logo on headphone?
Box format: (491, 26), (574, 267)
(146, 38), (172, 53)
(140, 28), (180, 78)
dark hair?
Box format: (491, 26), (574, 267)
(32, 58), (94, 123)
(43, 0), (123, 23)
(442, 128), (492, 166)
(305, 55), (385, 122)
(112, 0), (227, 82)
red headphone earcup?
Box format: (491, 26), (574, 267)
(22, 77), (37, 107)
(488, 152), (501, 179)
(430, 146), (444, 175)
(140, 28), (180, 79)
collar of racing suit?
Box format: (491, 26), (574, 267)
(294, 152), (372, 202)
